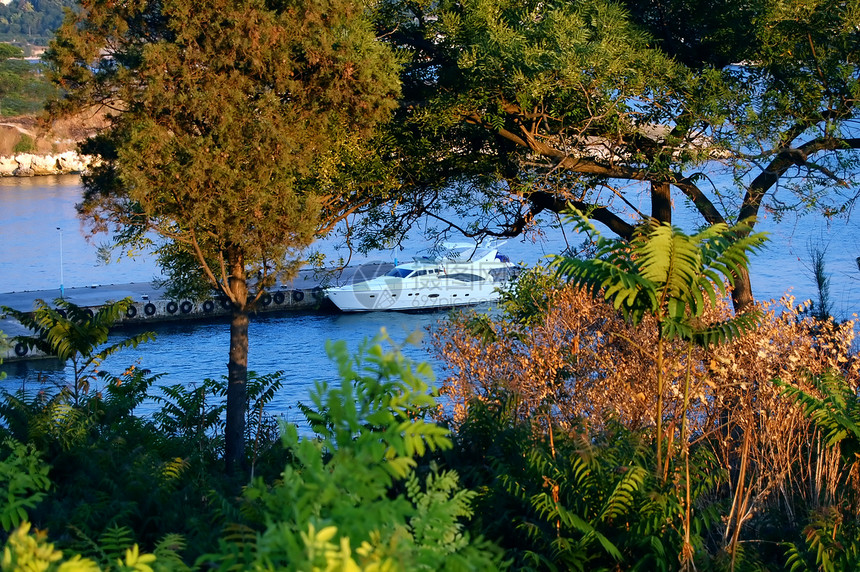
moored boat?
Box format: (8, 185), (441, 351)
(325, 243), (517, 312)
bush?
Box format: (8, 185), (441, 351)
(11, 133), (33, 153)
(0, 334), (504, 570)
(446, 396), (726, 570)
(434, 267), (860, 567)
(204, 334), (504, 570)
(0, 439), (50, 535)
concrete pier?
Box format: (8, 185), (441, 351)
(0, 263), (393, 362)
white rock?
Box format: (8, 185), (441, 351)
(31, 155), (60, 175)
(57, 152), (88, 173)
(0, 152), (96, 176)
(13, 153), (32, 170)
(0, 156), (17, 176)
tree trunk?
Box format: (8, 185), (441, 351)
(651, 181), (672, 224)
(226, 306), (249, 471)
(731, 264), (755, 314)
(676, 179), (757, 314)
(224, 253), (249, 472)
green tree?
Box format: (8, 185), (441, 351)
(0, 42), (56, 116)
(0, 43), (21, 60)
(0, 42), (23, 115)
(0, 0), (74, 44)
(45, 0), (400, 470)
(362, 0), (860, 312)
(555, 214), (766, 567)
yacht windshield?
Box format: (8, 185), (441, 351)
(386, 268), (414, 279)
(445, 273), (486, 282)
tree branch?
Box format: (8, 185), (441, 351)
(739, 135), (860, 222)
(675, 177), (728, 226)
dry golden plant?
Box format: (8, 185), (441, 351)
(703, 296), (860, 547)
(433, 283), (860, 551)
(433, 283), (708, 433)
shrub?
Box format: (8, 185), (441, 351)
(205, 334), (504, 570)
(447, 397), (725, 570)
(0, 439), (50, 535)
(434, 266), (860, 567)
(0, 334), (503, 570)
(11, 133), (33, 153)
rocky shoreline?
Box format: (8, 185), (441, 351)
(0, 151), (94, 176)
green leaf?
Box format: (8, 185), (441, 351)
(554, 207), (767, 343)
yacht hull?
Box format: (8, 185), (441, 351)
(326, 278), (501, 312)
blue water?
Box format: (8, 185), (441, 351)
(2, 176), (860, 419)
(0, 309), (448, 423)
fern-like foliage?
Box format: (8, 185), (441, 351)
(68, 524), (137, 568)
(0, 389), (65, 447)
(553, 209), (767, 476)
(0, 438), (51, 532)
(203, 331), (503, 570)
(159, 457), (191, 492)
(450, 398), (726, 570)
(497, 426), (655, 570)
(773, 373), (860, 570)
(152, 378), (226, 440)
(784, 507), (860, 572)
(552, 209), (767, 343)
(685, 309), (764, 347)
(1, 298), (155, 402)
(245, 370), (285, 466)
(776, 372), (860, 461)
(406, 464), (472, 542)
(153, 533), (190, 571)
(246, 371), (284, 421)
(30, 523), (163, 571)
(97, 367), (161, 425)
(97, 525), (137, 564)
(299, 331), (451, 480)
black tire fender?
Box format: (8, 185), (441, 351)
(166, 301), (179, 314)
(126, 305), (137, 318)
(180, 301), (193, 314)
(202, 300), (215, 313)
(292, 290), (305, 302)
(273, 291), (285, 305)
(14, 342), (28, 357)
(144, 303), (157, 316)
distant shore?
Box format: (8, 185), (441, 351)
(0, 110), (108, 170)
(0, 151), (93, 176)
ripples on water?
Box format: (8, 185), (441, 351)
(2, 175), (860, 417)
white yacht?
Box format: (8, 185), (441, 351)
(325, 244), (517, 312)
